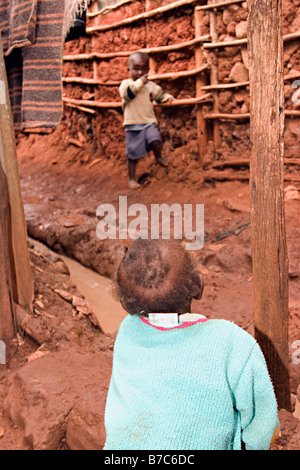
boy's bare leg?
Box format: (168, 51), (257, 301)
(127, 159), (140, 189)
(150, 140), (168, 167)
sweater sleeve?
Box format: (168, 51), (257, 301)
(119, 78), (145, 103)
(233, 343), (279, 450)
(149, 81), (175, 103)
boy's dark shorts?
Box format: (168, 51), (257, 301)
(125, 123), (161, 160)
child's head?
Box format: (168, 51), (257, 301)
(128, 51), (149, 81)
(117, 239), (204, 315)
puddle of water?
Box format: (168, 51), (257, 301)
(29, 238), (127, 337)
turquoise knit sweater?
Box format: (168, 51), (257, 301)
(104, 315), (279, 450)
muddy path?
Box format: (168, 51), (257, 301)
(16, 129), (300, 394)
(0, 128), (299, 450)
(29, 238), (127, 337)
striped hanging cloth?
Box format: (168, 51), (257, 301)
(1, 0), (88, 130)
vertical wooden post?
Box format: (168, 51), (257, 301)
(145, 0), (157, 75)
(0, 143), (16, 344)
(208, 1), (221, 154)
(248, 0), (291, 410)
(91, 0), (98, 83)
(194, 7), (208, 164)
(0, 35), (33, 314)
(145, 1), (160, 127)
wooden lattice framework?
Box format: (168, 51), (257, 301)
(62, 0), (300, 166)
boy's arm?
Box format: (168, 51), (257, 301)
(150, 82), (175, 103)
(119, 78), (147, 103)
(233, 343), (279, 450)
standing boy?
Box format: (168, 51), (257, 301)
(119, 51), (174, 189)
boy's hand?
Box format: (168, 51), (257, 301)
(141, 74), (148, 84)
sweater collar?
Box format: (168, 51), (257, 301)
(141, 313), (207, 330)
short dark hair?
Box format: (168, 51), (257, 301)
(128, 51), (149, 67)
(116, 239), (203, 315)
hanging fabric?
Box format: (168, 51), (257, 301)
(0, 0), (88, 130)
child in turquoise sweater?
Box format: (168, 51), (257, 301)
(104, 239), (279, 450)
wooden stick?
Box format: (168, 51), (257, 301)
(285, 110), (300, 117)
(149, 64), (209, 81)
(211, 157), (300, 168)
(88, 0), (134, 17)
(283, 31), (300, 42)
(201, 81), (249, 90)
(157, 93), (212, 106)
(63, 97), (122, 108)
(64, 51), (132, 61)
(284, 72), (300, 81)
(23, 127), (53, 133)
(145, 0), (157, 97)
(63, 35), (211, 61)
(209, 0), (221, 152)
(211, 159), (250, 168)
(62, 68), (300, 90)
(205, 110), (300, 119)
(91, 0), (98, 97)
(62, 65), (209, 85)
(201, 72), (300, 90)
(63, 94), (212, 109)
(204, 38), (247, 48)
(205, 112), (250, 119)
(87, 0), (201, 33)
(196, 0), (245, 10)
(63, 77), (120, 85)
(194, 6), (208, 164)
(203, 169), (300, 182)
(203, 169), (250, 181)
(64, 102), (96, 114)
(204, 31), (300, 49)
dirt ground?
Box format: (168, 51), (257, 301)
(0, 126), (299, 450)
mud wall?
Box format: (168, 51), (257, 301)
(62, 0), (300, 184)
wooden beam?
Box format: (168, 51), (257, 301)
(65, 66), (211, 88)
(204, 31), (300, 49)
(204, 110), (300, 119)
(196, 0), (245, 10)
(86, 0), (201, 33)
(201, 73), (300, 91)
(208, 0), (221, 152)
(64, 102), (96, 114)
(248, 0), (291, 410)
(88, 0), (134, 17)
(63, 93), (212, 110)
(204, 112), (250, 119)
(0, 35), (33, 314)
(63, 35), (211, 61)
(149, 65), (208, 81)
(194, 6), (208, 163)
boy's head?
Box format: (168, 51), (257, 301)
(128, 51), (149, 81)
(117, 239), (204, 315)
